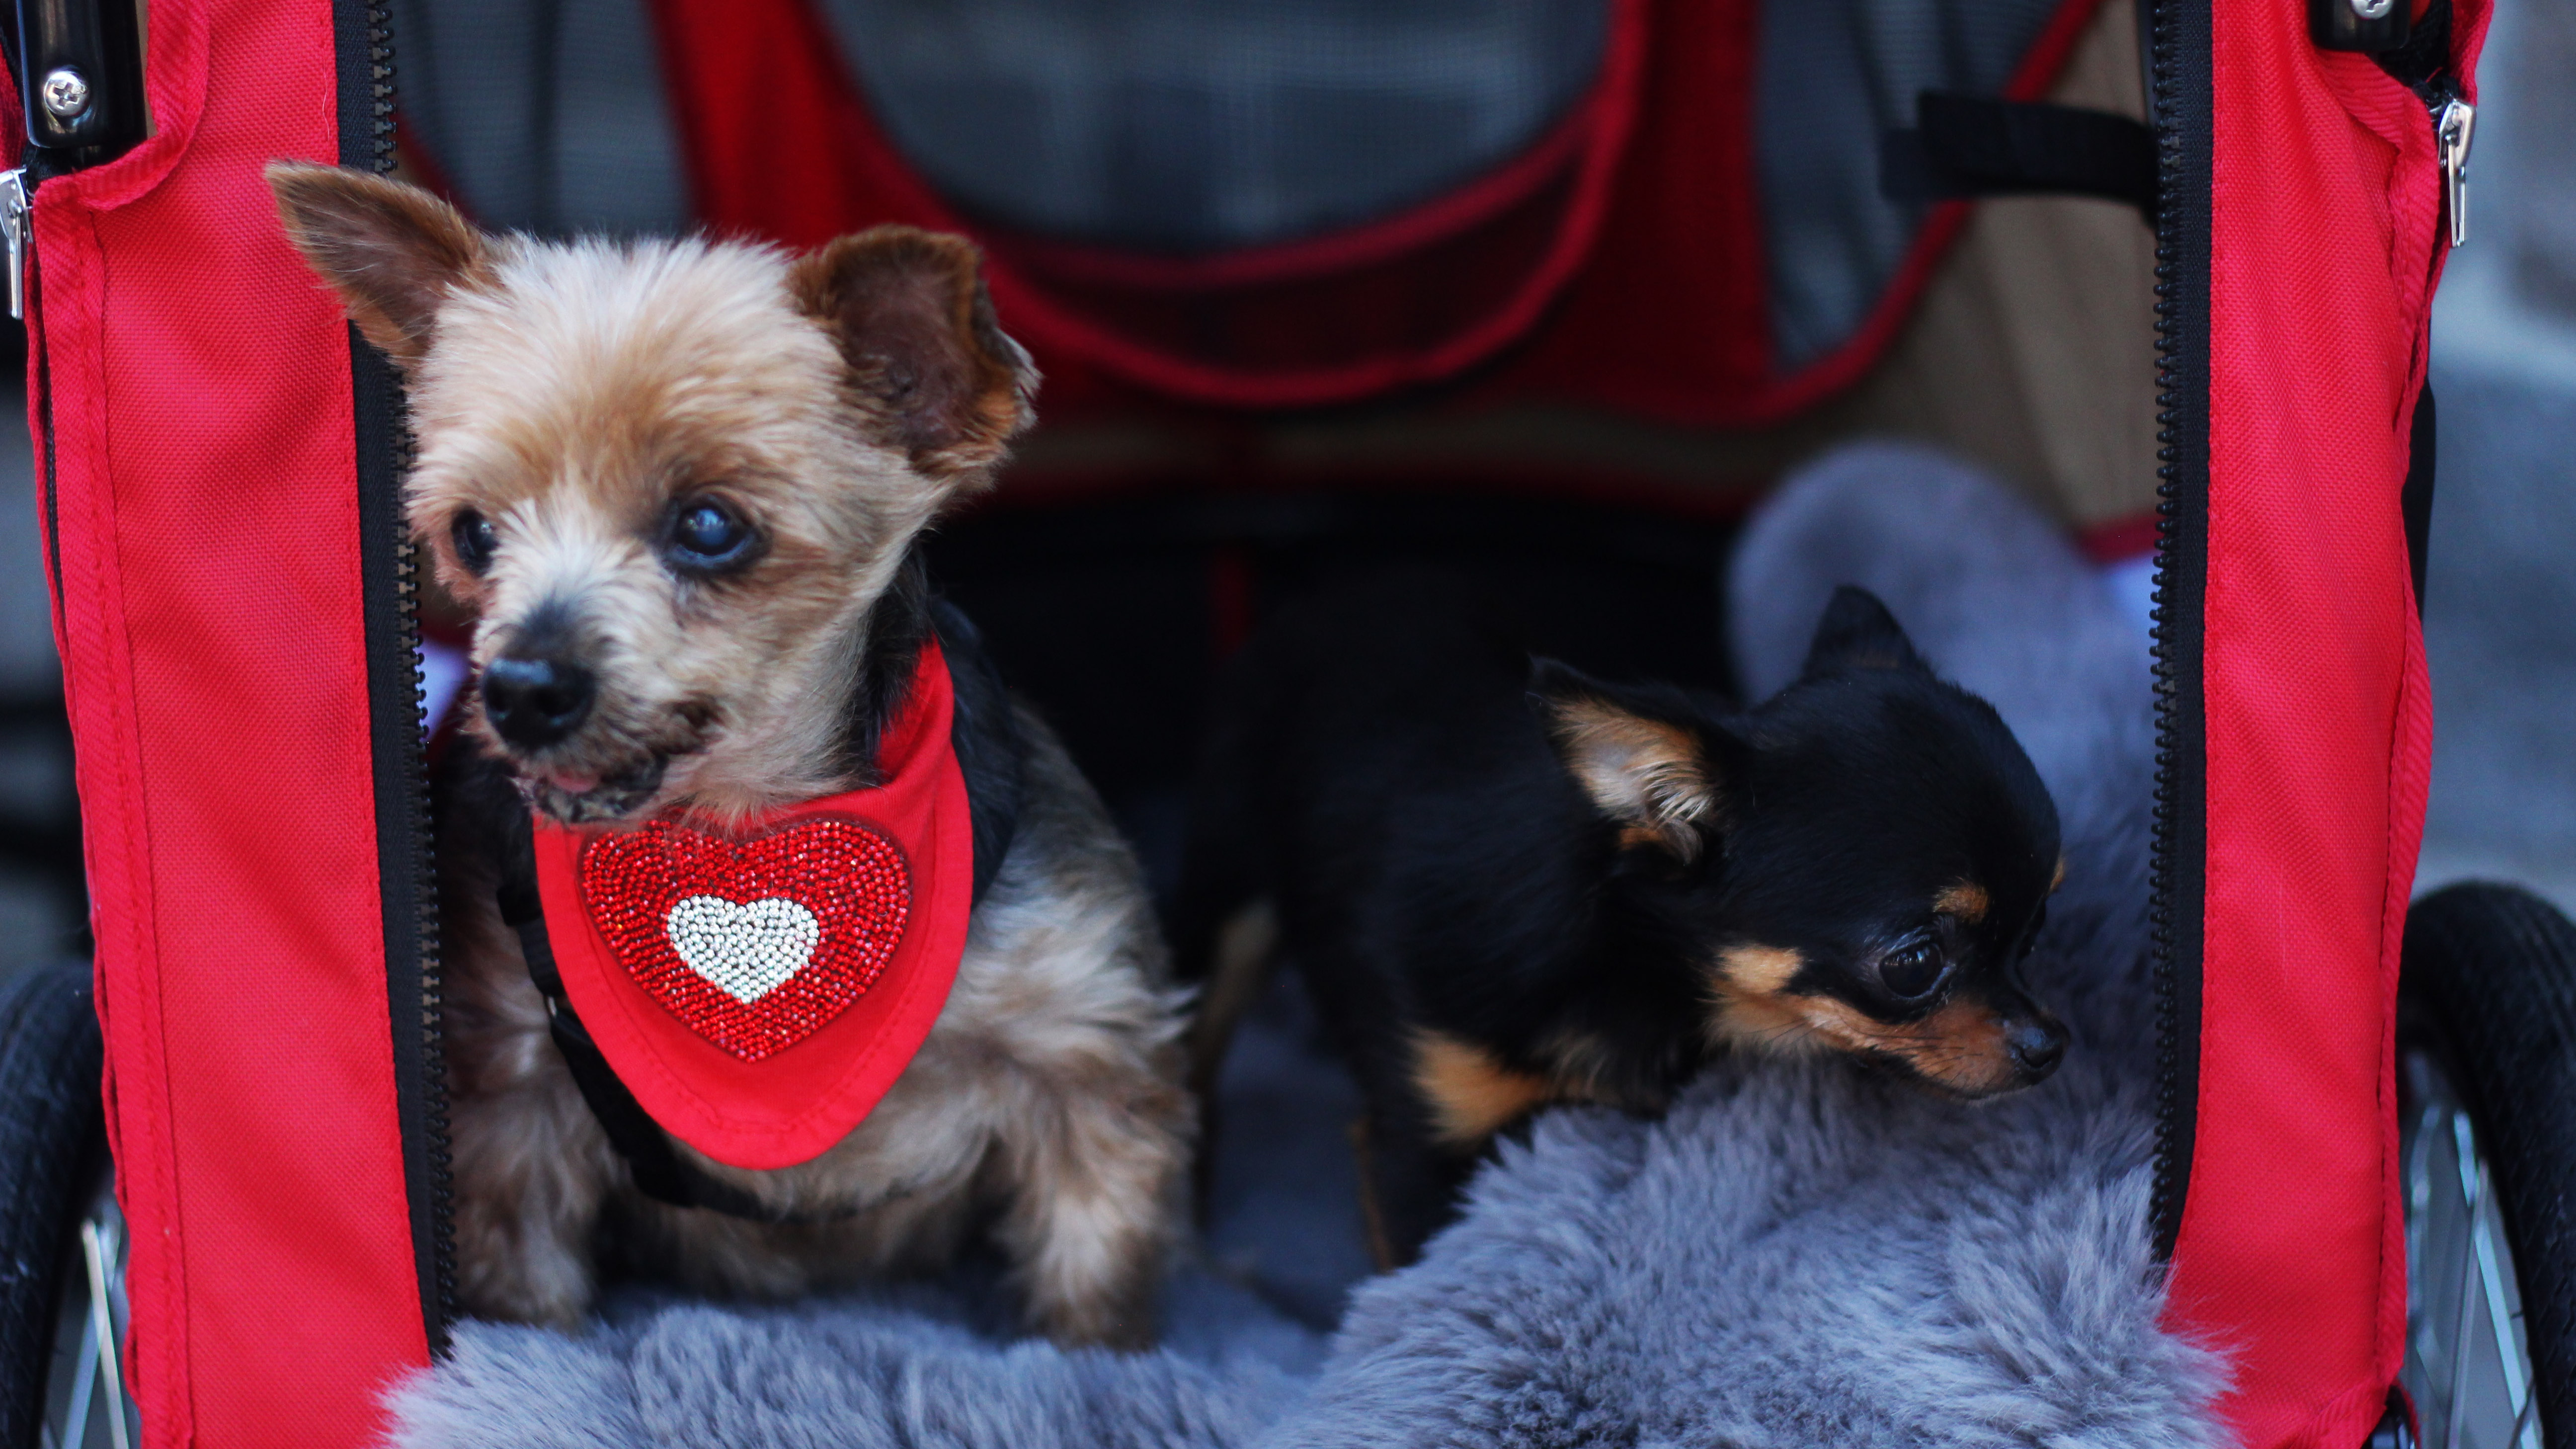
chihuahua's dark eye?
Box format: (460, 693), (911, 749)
(665, 498), (758, 572)
(1878, 939), (1947, 1000)
(451, 510), (498, 574)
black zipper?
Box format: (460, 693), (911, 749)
(2146, 0), (2212, 1263)
(332, 0), (455, 1353)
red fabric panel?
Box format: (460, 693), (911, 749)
(646, 0), (1657, 414)
(2164, 4), (2485, 1448)
(30, 0), (429, 1444)
(645, 0), (2103, 426)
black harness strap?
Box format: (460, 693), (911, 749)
(494, 840), (795, 1220)
(496, 611), (1026, 1223)
(1880, 92), (2157, 220)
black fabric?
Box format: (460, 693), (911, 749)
(2403, 383), (2436, 615)
(1881, 93), (2157, 217)
(491, 600), (1025, 1222)
(2373, 0), (2452, 95)
(2401, 883), (2576, 1449)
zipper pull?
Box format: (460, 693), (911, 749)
(0, 168), (28, 320)
(2434, 93), (2474, 248)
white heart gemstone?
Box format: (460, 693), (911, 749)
(664, 894), (822, 1005)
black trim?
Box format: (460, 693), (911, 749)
(2146, 0), (2211, 1262)
(2402, 383), (2435, 614)
(334, 0), (454, 1354)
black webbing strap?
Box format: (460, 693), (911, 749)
(496, 617), (1024, 1222)
(1881, 92), (2156, 219)
(493, 823), (805, 1221)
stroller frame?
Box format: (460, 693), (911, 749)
(0, 2), (2560, 1448)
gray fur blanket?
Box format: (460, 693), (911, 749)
(387, 444), (2227, 1449)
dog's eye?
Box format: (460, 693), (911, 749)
(665, 499), (757, 572)
(1877, 940), (1947, 1000)
(451, 510), (498, 574)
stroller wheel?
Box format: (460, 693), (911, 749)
(2398, 883), (2576, 1449)
(0, 959), (126, 1449)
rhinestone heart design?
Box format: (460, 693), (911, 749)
(581, 817), (911, 1060)
(664, 895), (821, 1004)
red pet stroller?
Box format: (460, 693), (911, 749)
(0, 0), (2562, 1446)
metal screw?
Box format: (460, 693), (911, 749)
(2349, 0), (2397, 18)
(40, 68), (91, 121)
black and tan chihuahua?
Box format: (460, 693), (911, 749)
(1178, 571), (2068, 1266)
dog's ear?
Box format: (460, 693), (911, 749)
(1799, 586), (1926, 677)
(267, 161), (491, 368)
(1530, 659), (1733, 862)
(789, 226), (1038, 483)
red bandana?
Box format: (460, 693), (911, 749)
(530, 640), (973, 1171)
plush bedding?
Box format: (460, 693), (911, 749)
(387, 444), (2227, 1449)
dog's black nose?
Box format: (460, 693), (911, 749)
(482, 654), (594, 748)
(2006, 1018), (2067, 1080)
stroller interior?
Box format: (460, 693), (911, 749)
(0, 1), (2563, 1447)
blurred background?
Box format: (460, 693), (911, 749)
(2413, 0), (2576, 907)
(0, 0), (2562, 998)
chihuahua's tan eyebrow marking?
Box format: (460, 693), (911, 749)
(1412, 1031), (1555, 1147)
(1702, 944), (1811, 1049)
(2052, 855), (2068, 893)
(1934, 882), (1990, 923)
(1716, 943), (1803, 994)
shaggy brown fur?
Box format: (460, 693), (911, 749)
(272, 162), (1188, 1348)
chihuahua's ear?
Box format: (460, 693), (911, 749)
(789, 225), (1039, 484)
(1530, 660), (1732, 862)
(267, 161), (491, 368)
(1799, 585), (1925, 677)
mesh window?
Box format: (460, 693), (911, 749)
(817, 0), (1611, 252)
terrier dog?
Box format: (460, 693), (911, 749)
(1178, 570), (2068, 1266)
(271, 163), (1188, 1347)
